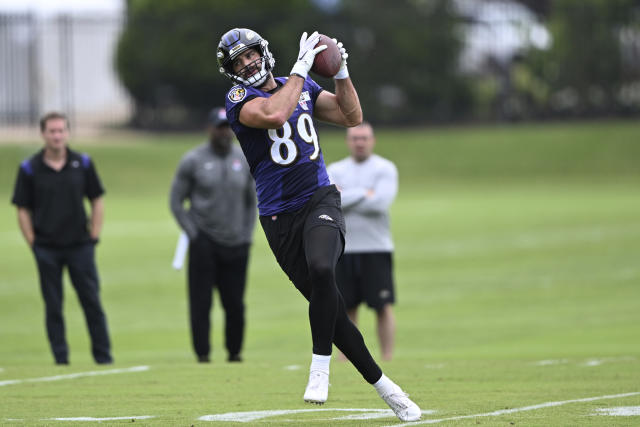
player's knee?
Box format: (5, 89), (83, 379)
(308, 259), (334, 285)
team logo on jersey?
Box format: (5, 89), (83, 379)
(298, 91), (311, 111)
(318, 214), (334, 222)
(232, 159), (242, 171)
(228, 86), (246, 103)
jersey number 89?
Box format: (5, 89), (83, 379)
(268, 113), (320, 166)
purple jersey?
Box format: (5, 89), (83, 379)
(225, 76), (330, 216)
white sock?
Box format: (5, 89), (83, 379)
(373, 373), (396, 396)
(310, 354), (331, 374)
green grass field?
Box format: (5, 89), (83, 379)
(1, 120), (639, 425)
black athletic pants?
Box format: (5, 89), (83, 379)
(188, 233), (249, 359)
(32, 242), (112, 364)
(260, 185), (383, 384)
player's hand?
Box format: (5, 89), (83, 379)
(290, 31), (327, 80)
(332, 38), (349, 79)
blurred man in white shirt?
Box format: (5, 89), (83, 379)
(328, 122), (398, 361)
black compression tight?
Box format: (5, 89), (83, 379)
(304, 225), (382, 384)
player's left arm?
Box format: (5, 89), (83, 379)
(314, 82), (362, 127)
(313, 39), (362, 127)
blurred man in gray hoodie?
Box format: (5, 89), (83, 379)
(170, 107), (256, 363)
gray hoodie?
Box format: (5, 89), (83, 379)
(170, 143), (256, 246)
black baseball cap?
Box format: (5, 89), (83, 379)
(209, 107), (229, 127)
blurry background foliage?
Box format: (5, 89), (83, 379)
(116, 0), (640, 129)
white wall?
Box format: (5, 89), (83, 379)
(0, 7), (132, 127)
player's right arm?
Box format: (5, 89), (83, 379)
(239, 31), (326, 129)
(17, 207), (35, 247)
(239, 77), (305, 129)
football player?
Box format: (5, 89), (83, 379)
(217, 28), (421, 422)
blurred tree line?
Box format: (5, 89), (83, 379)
(116, 0), (640, 128)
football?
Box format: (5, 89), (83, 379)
(311, 34), (341, 78)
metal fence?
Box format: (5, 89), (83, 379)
(0, 12), (131, 133)
(2, 3), (639, 134)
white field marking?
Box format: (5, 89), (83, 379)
(387, 391), (640, 427)
(199, 408), (434, 423)
(48, 416), (155, 422)
(594, 406), (640, 416)
(533, 359), (568, 366)
(283, 365), (301, 371)
(334, 409), (436, 421)
(0, 365), (149, 387)
(534, 356), (636, 367)
(581, 356), (636, 367)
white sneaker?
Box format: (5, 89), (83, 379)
(378, 383), (421, 422)
(303, 370), (329, 404)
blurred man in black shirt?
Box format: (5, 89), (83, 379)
(11, 112), (112, 365)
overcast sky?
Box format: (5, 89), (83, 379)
(0, 0), (123, 15)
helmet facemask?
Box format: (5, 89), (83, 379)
(228, 46), (271, 87)
(218, 31), (275, 88)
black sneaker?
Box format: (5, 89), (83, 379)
(197, 355), (210, 363)
(228, 354), (242, 362)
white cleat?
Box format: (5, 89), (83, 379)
(303, 370), (329, 404)
(378, 383), (422, 422)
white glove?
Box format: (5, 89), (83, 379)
(332, 38), (349, 79)
(290, 31), (327, 79)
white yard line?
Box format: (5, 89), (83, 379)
(534, 356), (636, 367)
(594, 406), (640, 416)
(387, 391), (640, 427)
(283, 365), (302, 371)
(424, 363), (446, 369)
(199, 408), (435, 423)
(533, 359), (568, 366)
(48, 416), (155, 421)
(0, 365), (149, 387)
(198, 391), (640, 423)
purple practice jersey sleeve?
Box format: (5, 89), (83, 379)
(225, 76), (331, 216)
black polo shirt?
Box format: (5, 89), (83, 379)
(11, 147), (105, 248)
